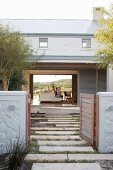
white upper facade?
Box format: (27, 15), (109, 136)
(0, 7), (102, 63)
(26, 35), (98, 58)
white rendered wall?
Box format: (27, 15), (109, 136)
(0, 91), (27, 154)
(25, 36), (98, 56)
(107, 66), (113, 92)
(97, 92), (113, 153)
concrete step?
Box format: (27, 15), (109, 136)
(35, 131), (78, 135)
(31, 122), (80, 128)
(31, 117), (79, 120)
(39, 146), (94, 153)
(56, 124), (79, 127)
(30, 135), (80, 141)
(31, 127), (79, 131)
(31, 163), (102, 170)
(38, 107), (79, 114)
(31, 120), (79, 124)
(37, 140), (88, 146)
(47, 119), (79, 122)
(68, 154), (113, 161)
(26, 153), (113, 163)
(31, 123), (79, 128)
(33, 121), (79, 125)
(25, 154), (67, 162)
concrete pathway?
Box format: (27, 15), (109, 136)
(37, 140), (87, 146)
(32, 163), (102, 170)
(25, 110), (107, 170)
(26, 153), (113, 162)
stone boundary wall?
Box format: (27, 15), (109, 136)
(0, 91), (27, 154)
(97, 92), (113, 153)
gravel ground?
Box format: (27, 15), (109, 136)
(0, 155), (32, 170)
(0, 155), (113, 170)
(97, 160), (113, 170)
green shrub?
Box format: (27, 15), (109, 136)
(5, 138), (30, 170)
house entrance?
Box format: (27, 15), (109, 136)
(33, 75), (72, 104)
(22, 70), (78, 105)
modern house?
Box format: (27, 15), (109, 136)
(0, 7), (113, 104)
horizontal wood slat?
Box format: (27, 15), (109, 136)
(81, 112), (92, 119)
(81, 107), (92, 114)
(80, 93), (96, 146)
(81, 102), (93, 109)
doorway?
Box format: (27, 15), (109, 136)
(33, 75), (72, 104)
(23, 69), (78, 105)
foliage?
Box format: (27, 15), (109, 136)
(0, 24), (33, 88)
(33, 79), (72, 92)
(8, 71), (27, 90)
(95, 4), (113, 68)
(5, 138), (30, 170)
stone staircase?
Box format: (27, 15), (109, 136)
(25, 111), (113, 170)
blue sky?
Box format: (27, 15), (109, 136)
(0, 0), (112, 19)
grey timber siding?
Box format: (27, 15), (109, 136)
(79, 69), (106, 95)
(79, 70), (96, 94)
(98, 70), (106, 92)
(78, 69), (107, 105)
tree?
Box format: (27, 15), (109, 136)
(95, 5), (113, 68)
(8, 71), (27, 91)
(0, 25), (33, 90)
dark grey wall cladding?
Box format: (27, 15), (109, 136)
(79, 70), (96, 94)
(98, 70), (106, 92)
(79, 69), (106, 94)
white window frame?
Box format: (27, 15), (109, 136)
(39, 38), (48, 48)
(82, 38), (91, 48)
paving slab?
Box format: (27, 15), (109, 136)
(30, 135), (80, 140)
(47, 120), (78, 122)
(38, 140), (87, 146)
(25, 154), (67, 162)
(38, 108), (79, 114)
(37, 140), (88, 146)
(38, 114), (76, 117)
(32, 163), (102, 170)
(39, 122), (79, 124)
(64, 127), (79, 130)
(31, 117), (78, 120)
(56, 124), (79, 127)
(68, 154), (113, 160)
(48, 117), (79, 119)
(35, 131), (78, 135)
(39, 115), (79, 118)
(39, 146), (94, 152)
(31, 127), (79, 131)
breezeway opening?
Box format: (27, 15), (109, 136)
(33, 75), (72, 105)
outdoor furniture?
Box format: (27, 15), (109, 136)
(39, 91), (63, 102)
(64, 91), (71, 100)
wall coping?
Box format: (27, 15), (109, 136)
(97, 92), (113, 97)
(0, 91), (27, 96)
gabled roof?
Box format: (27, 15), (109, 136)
(0, 19), (98, 35)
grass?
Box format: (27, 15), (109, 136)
(5, 138), (30, 170)
(30, 150), (98, 154)
(37, 143), (90, 147)
(64, 160), (95, 163)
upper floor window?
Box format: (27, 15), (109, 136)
(82, 38), (91, 48)
(39, 38), (48, 48)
